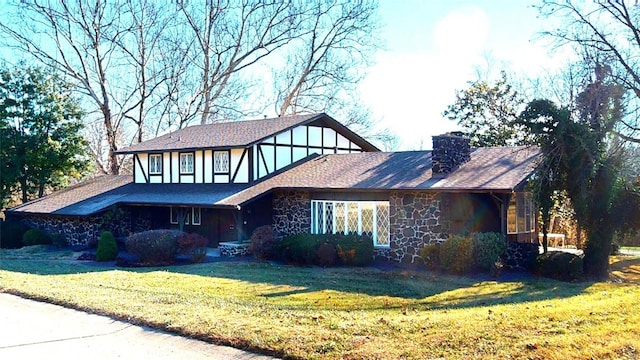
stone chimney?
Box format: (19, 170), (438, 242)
(431, 132), (471, 175)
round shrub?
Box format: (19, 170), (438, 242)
(277, 234), (321, 264)
(248, 225), (279, 260)
(50, 233), (68, 248)
(22, 228), (51, 246)
(439, 235), (474, 274)
(1, 220), (28, 249)
(420, 242), (441, 270)
(316, 242), (338, 267)
(472, 232), (507, 272)
(333, 233), (374, 266)
(96, 231), (118, 261)
(536, 251), (584, 282)
(177, 232), (208, 263)
(126, 229), (182, 266)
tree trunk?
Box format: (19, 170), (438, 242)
(582, 229), (612, 280)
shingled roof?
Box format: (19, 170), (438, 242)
(116, 113), (378, 154)
(218, 146), (541, 206)
(9, 146), (540, 216)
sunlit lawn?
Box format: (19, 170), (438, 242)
(1, 248), (639, 359)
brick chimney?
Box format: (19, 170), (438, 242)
(431, 132), (471, 175)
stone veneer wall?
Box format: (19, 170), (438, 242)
(18, 206), (152, 248)
(272, 190), (311, 237)
(385, 191), (449, 264)
(504, 241), (539, 271)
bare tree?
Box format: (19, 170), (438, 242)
(274, 0), (379, 117)
(176, 0), (305, 125)
(0, 0), (130, 174)
(538, 0), (640, 142)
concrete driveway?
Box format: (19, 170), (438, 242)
(0, 293), (276, 359)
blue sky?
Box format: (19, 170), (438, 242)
(362, 0), (568, 150)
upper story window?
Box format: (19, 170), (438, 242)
(180, 153), (194, 174)
(507, 192), (535, 234)
(149, 154), (162, 175)
(214, 151), (229, 173)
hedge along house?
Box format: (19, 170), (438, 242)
(7, 113), (541, 267)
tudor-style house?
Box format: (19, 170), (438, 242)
(8, 113), (541, 268)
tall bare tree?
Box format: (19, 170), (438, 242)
(538, 0), (640, 143)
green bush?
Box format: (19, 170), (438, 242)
(0, 220), (28, 249)
(276, 233), (374, 267)
(50, 233), (68, 248)
(536, 251), (584, 282)
(420, 242), (441, 270)
(126, 229), (182, 265)
(248, 225), (279, 260)
(472, 232), (507, 272)
(177, 232), (208, 263)
(439, 235), (474, 274)
(22, 228), (51, 246)
(316, 242), (338, 267)
(96, 231), (118, 261)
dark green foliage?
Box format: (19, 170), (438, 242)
(536, 251), (584, 282)
(177, 232), (208, 263)
(316, 242), (338, 267)
(0, 219), (28, 248)
(0, 66), (89, 206)
(126, 229), (182, 266)
(248, 225), (280, 260)
(96, 231), (118, 261)
(420, 242), (441, 270)
(276, 233), (374, 267)
(22, 228), (51, 246)
(472, 232), (507, 271)
(439, 235), (474, 274)
(49, 233), (67, 248)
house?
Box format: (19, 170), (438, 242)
(7, 113), (541, 268)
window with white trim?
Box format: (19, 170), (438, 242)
(180, 153), (194, 174)
(311, 200), (390, 247)
(170, 207), (201, 226)
(507, 192), (535, 234)
(149, 154), (162, 175)
(214, 151), (229, 173)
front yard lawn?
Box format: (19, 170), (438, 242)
(1, 251), (639, 359)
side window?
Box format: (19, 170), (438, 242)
(214, 151), (229, 173)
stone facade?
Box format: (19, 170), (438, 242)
(504, 241), (539, 270)
(18, 206), (152, 248)
(273, 190), (311, 237)
(387, 191), (448, 264)
(219, 241), (251, 257)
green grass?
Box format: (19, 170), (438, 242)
(1, 250), (639, 359)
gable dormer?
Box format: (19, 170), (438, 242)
(116, 113), (378, 185)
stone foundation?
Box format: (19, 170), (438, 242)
(219, 241), (251, 257)
(388, 191), (448, 264)
(504, 241), (539, 270)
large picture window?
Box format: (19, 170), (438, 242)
(180, 153), (194, 174)
(311, 200), (390, 247)
(149, 154), (162, 175)
(507, 192), (535, 234)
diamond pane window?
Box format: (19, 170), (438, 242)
(310, 200), (390, 248)
(149, 154), (162, 175)
(180, 153), (194, 174)
(214, 151), (229, 173)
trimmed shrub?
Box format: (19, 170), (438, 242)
(248, 225), (279, 260)
(50, 233), (68, 248)
(536, 251), (584, 282)
(22, 228), (51, 246)
(126, 229), (182, 265)
(1, 220), (28, 249)
(96, 231), (118, 261)
(177, 232), (208, 263)
(439, 235), (474, 274)
(420, 242), (441, 270)
(316, 242), (338, 267)
(277, 234), (321, 264)
(472, 232), (507, 272)
(332, 233), (374, 266)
